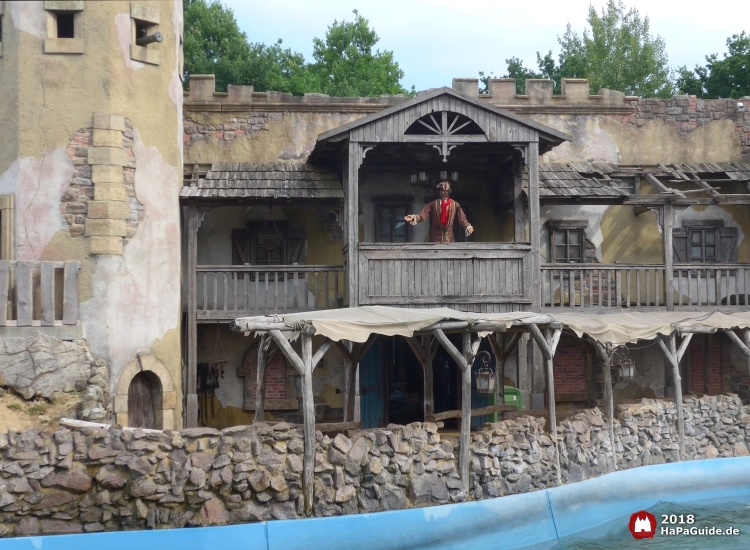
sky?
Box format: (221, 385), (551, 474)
(222, 0), (744, 93)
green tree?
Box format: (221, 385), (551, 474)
(485, 1), (673, 98)
(183, 0), (250, 91)
(308, 10), (411, 97)
(676, 33), (750, 98)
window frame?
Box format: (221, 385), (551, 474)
(375, 202), (411, 243)
(44, 1), (84, 54)
(548, 221), (587, 264)
(130, 3), (161, 66)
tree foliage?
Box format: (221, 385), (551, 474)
(676, 33), (750, 99)
(183, 2), (410, 96)
(487, 1), (673, 98)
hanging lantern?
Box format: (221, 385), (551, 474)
(207, 323), (229, 376)
(474, 350), (495, 394)
(258, 217), (282, 249)
(618, 358), (635, 382)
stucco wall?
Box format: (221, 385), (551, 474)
(0, 2), (184, 426)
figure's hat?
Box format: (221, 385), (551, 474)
(436, 181), (451, 191)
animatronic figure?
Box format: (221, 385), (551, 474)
(404, 181), (473, 242)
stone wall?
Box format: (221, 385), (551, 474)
(0, 395), (746, 537)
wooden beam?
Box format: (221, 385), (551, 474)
(676, 332), (693, 363)
(346, 142), (360, 307)
(656, 333), (685, 460)
(338, 340), (354, 423)
(254, 334), (271, 423)
(186, 206), (201, 428)
(332, 340), (353, 363)
(592, 341), (617, 464)
(300, 333), (315, 516)
(433, 329), (468, 371)
(723, 329), (750, 358)
(545, 327), (562, 484)
(312, 340), (333, 370)
(528, 141), (541, 311)
(663, 204), (674, 311)
(269, 330), (305, 375)
(422, 335), (436, 418)
(527, 323), (552, 361)
(459, 330), (473, 491)
(404, 337), (427, 365)
(513, 155), (525, 243)
(425, 403), (518, 422)
(489, 333), (506, 406)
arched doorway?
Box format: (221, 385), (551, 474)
(127, 371), (163, 429)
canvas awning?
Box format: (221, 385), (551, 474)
(232, 306), (750, 346)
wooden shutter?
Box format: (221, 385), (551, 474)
(672, 228), (687, 263)
(231, 229), (252, 265)
(719, 226), (738, 262)
(286, 227), (306, 264)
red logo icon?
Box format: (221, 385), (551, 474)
(628, 510), (657, 539)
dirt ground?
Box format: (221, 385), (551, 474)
(0, 390), (81, 433)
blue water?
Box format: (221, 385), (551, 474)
(558, 497), (750, 549)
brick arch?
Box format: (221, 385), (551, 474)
(115, 354), (176, 429)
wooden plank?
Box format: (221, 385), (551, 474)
(528, 141), (541, 311)
(16, 261), (33, 327)
(663, 205), (674, 310)
(300, 333), (315, 516)
(254, 334), (269, 422)
(346, 143), (360, 307)
(61, 262), (80, 324)
(41, 262), (55, 326)
(0, 261), (8, 326)
(186, 207), (200, 428)
(545, 327), (562, 483)
(460, 331), (473, 491)
(425, 403), (518, 422)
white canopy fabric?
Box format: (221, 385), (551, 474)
(233, 306), (750, 345)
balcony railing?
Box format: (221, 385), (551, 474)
(542, 263), (750, 310)
(195, 265), (344, 320)
(0, 261), (81, 326)
(358, 243), (532, 313)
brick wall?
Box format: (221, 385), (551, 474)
(730, 366), (750, 404)
(554, 346), (587, 395)
(248, 354), (287, 401)
(689, 343), (723, 394)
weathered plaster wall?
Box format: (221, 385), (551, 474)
(1, 2), (184, 426)
(0, 395), (746, 537)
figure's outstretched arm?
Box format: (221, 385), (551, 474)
(455, 205), (474, 236)
(405, 202), (432, 224)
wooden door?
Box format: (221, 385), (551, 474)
(128, 372), (157, 429)
(360, 342), (384, 429)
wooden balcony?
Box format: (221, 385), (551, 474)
(0, 260), (81, 326)
(541, 263), (750, 311)
(196, 265), (344, 321)
(357, 243), (532, 313)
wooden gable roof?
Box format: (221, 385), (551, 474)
(308, 87), (571, 162)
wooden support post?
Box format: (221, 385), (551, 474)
(704, 334), (712, 394)
(422, 335), (436, 419)
(335, 341), (354, 422)
(254, 334), (270, 423)
(489, 333), (506, 407)
(513, 155), (525, 243)
(593, 341), (617, 467)
(663, 204), (675, 311)
(345, 142), (361, 307)
(460, 330), (474, 492)
(528, 141), (541, 311)
(186, 207), (201, 428)
(657, 332), (692, 460)
(300, 332), (315, 516)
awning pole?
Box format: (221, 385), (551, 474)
(657, 332), (692, 460)
(300, 332), (315, 516)
(593, 341), (617, 469)
(254, 333), (270, 422)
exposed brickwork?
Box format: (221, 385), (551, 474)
(554, 346), (587, 395)
(689, 343), (723, 394)
(248, 354), (287, 401)
(183, 114), (283, 149)
(62, 117), (143, 249)
(616, 97), (750, 157)
(730, 367), (750, 404)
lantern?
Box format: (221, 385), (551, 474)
(474, 350), (495, 394)
(618, 358), (635, 382)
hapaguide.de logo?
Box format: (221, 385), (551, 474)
(628, 510), (657, 540)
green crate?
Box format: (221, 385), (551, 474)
(503, 386), (522, 411)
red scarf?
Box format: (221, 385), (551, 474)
(439, 198), (452, 226)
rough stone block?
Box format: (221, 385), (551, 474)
(92, 165), (123, 184)
(451, 78), (479, 97)
(116, 412), (128, 426)
(114, 394), (128, 413)
(488, 79), (517, 103)
(227, 84), (254, 103)
(561, 79), (591, 102)
(90, 236), (123, 255)
(93, 113), (126, 132)
(94, 183), (127, 202)
(85, 219), (127, 237)
(526, 79), (554, 103)
(88, 147), (128, 166)
(162, 391), (176, 409)
(87, 200), (130, 220)
(93, 129), (124, 148)
(189, 75), (216, 101)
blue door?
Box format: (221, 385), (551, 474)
(360, 342), (384, 429)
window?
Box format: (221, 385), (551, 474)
(549, 222), (586, 263)
(376, 203), (410, 243)
(44, 1), (84, 54)
(231, 225), (305, 278)
(130, 3), (161, 65)
(673, 220), (738, 264)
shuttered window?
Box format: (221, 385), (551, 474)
(231, 225), (305, 278)
(673, 220), (738, 264)
(549, 223), (586, 263)
(376, 203), (410, 243)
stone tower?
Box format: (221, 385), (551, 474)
(0, 1), (184, 428)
